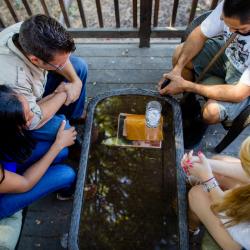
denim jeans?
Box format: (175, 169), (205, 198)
(0, 57), (85, 219)
(30, 55), (88, 142)
(0, 163), (76, 219)
(17, 140), (69, 174)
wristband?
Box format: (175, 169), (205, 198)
(202, 178), (219, 192)
(201, 176), (215, 184)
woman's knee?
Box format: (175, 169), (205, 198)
(202, 100), (221, 124)
(54, 164), (76, 185)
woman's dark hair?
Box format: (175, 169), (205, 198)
(0, 85), (35, 166)
(0, 165), (4, 184)
(223, 0), (250, 24)
(18, 14), (76, 62)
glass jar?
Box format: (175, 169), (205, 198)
(145, 101), (162, 140)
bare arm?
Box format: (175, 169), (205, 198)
(0, 121), (76, 193)
(37, 93), (56, 105)
(36, 91), (67, 128)
(209, 159), (250, 183)
(185, 81), (250, 102)
(56, 60), (83, 105)
(173, 26), (207, 74)
(162, 71), (250, 100)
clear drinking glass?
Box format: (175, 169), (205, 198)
(145, 101), (162, 140)
(145, 101), (162, 128)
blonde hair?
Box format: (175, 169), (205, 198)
(239, 136), (250, 176)
(212, 136), (250, 227)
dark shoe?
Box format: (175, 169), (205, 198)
(183, 119), (208, 149)
(56, 185), (75, 201)
(56, 192), (74, 201)
(180, 93), (207, 149)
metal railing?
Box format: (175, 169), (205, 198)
(0, 0), (219, 47)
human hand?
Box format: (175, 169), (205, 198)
(159, 72), (187, 95)
(181, 151), (213, 179)
(54, 120), (77, 149)
(182, 151), (213, 180)
(181, 150), (194, 176)
(54, 82), (66, 93)
(64, 79), (82, 105)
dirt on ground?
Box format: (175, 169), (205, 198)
(0, 0), (213, 28)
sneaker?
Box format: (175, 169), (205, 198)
(56, 192), (74, 201)
(56, 186), (75, 201)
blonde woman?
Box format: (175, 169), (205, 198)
(182, 137), (250, 250)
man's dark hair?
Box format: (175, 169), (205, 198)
(18, 14), (75, 62)
(0, 85), (35, 164)
(223, 0), (250, 24)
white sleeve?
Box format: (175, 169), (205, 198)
(227, 222), (250, 250)
(239, 67), (250, 86)
(200, 1), (225, 38)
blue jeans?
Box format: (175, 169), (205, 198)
(17, 140), (69, 173)
(0, 163), (76, 219)
(31, 55), (88, 142)
(26, 56), (87, 164)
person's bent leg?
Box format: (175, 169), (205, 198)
(44, 56), (88, 120)
(30, 114), (71, 141)
(172, 43), (194, 81)
(58, 56), (88, 120)
(0, 164), (76, 219)
(215, 97), (250, 124)
(192, 38), (227, 82)
(202, 99), (221, 124)
(188, 186), (241, 250)
(17, 141), (68, 173)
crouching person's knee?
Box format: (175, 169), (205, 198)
(202, 100), (221, 124)
(57, 164), (76, 187)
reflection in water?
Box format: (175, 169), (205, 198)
(79, 96), (179, 250)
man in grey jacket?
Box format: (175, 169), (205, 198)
(0, 14), (88, 161)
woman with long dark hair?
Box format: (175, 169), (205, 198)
(0, 85), (77, 219)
